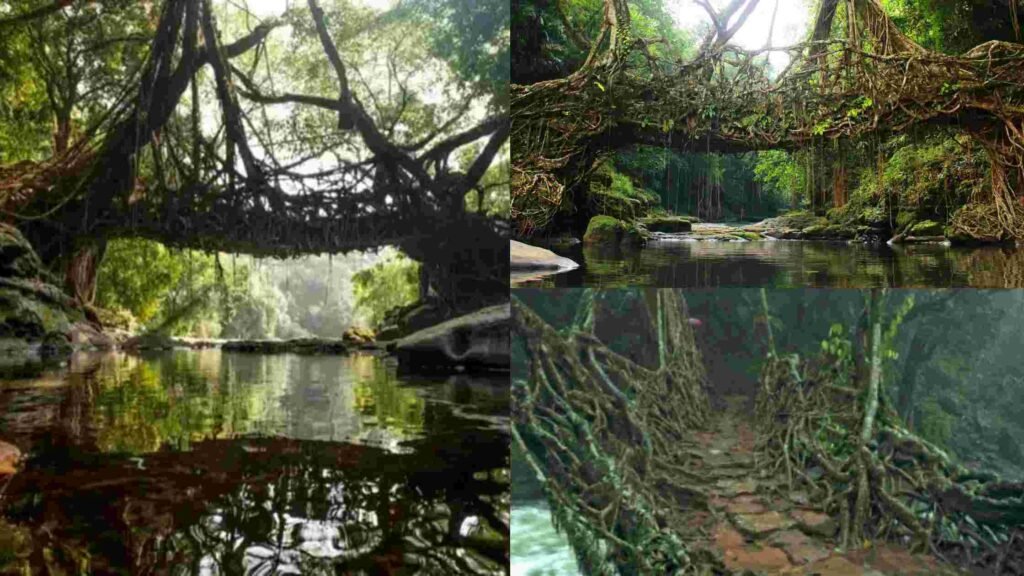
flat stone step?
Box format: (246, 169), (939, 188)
(715, 478), (759, 496)
(791, 509), (837, 538)
(732, 511), (795, 537)
(768, 529), (831, 566)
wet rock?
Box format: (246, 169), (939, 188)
(0, 440), (21, 475)
(222, 338), (348, 354)
(583, 216), (646, 247)
(0, 225), (81, 351)
(731, 511), (795, 536)
(909, 220), (944, 236)
(899, 235), (949, 244)
(510, 240), (579, 272)
(792, 509), (837, 538)
(395, 303), (509, 372)
(639, 216), (694, 233)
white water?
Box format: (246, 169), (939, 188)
(511, 503), (580, 576)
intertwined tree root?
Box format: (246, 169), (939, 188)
(512, 290), (722, 574)
(756, 352), (1024, 575)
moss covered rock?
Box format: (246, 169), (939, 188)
(909, 220), (944, 237)
(639, 216), (694, 233)
(583, 216), (645, 246)
(0, 224), (49, 281)
(0, 224), (83, 352)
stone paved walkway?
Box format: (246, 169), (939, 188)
(679, 396), (963, 576)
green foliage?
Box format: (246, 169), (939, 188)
(407, 0), (510, 104)
(754, 150), (805, 209)
(353, 251), (420, 328)
(881, 0), (1021, 53)
(96, 239), (189, 325)
(917, 398), (955, 447)
(820, 323), (853, 363)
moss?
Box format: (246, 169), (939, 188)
(0, 287), (73, 344)
(802, 224), (827, 236)
(587, 163), (658, 222)
(777, 210), (824, 230)
(584, 215), (624, 245)
(0, 519), (31, 573)
(639, 216), (693, 233)
(583, 216), (645, 247)
(895, 211), (915, 231)
(731, 230), (762, 241)
(909, 220), (944, 236)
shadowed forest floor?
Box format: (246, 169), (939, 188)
(672, 395), (963, 576)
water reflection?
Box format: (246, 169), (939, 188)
(0, 351), (509, 574)
(511, 240), (1024, 288)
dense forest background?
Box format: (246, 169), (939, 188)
(513, 0), (1023, 226)
(0, 0), (510, 338)
(513, 289), (1024, 491)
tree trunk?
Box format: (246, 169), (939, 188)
(64, 239), (107, 306)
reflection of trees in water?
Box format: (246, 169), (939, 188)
(5, 437), (509, 575)
(0, 351), (509, 574)
(547, 242), (1024, 288)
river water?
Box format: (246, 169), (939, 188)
(0, 350), (509, 574)
(511, 503), (578, 576)
(511, 239), (1024, 288)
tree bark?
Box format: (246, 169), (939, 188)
(64, 239), (106, 306)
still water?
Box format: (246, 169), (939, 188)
(0, 350), (509, 575)
(511, 240), (1024, 288)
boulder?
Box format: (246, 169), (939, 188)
(909, 219), (944, 237)
(69, 322), (116, 350)
(583, 215), (646, 246)
(639, 216), (694, 233)
(343, 326), (376, 345)
(395, 303), (509, 371)
(0, 285), (75, 346)
(0, 225), (81, 351)
(510, 240), (579, 272)
(0, 223), (48, 280)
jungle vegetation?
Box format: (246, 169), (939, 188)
(511, 0), (1024, 242)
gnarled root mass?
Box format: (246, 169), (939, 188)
(512, 290), (722, 575)
(756, 352), (1024, 575)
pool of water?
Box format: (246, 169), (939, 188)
(0, 350), (509, 574)
(511, 240), (1024, 288)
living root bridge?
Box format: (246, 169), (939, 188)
(0, 0), (509, 311)
(511, 0), (1024, 240)
(512, 290), (719, 575)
